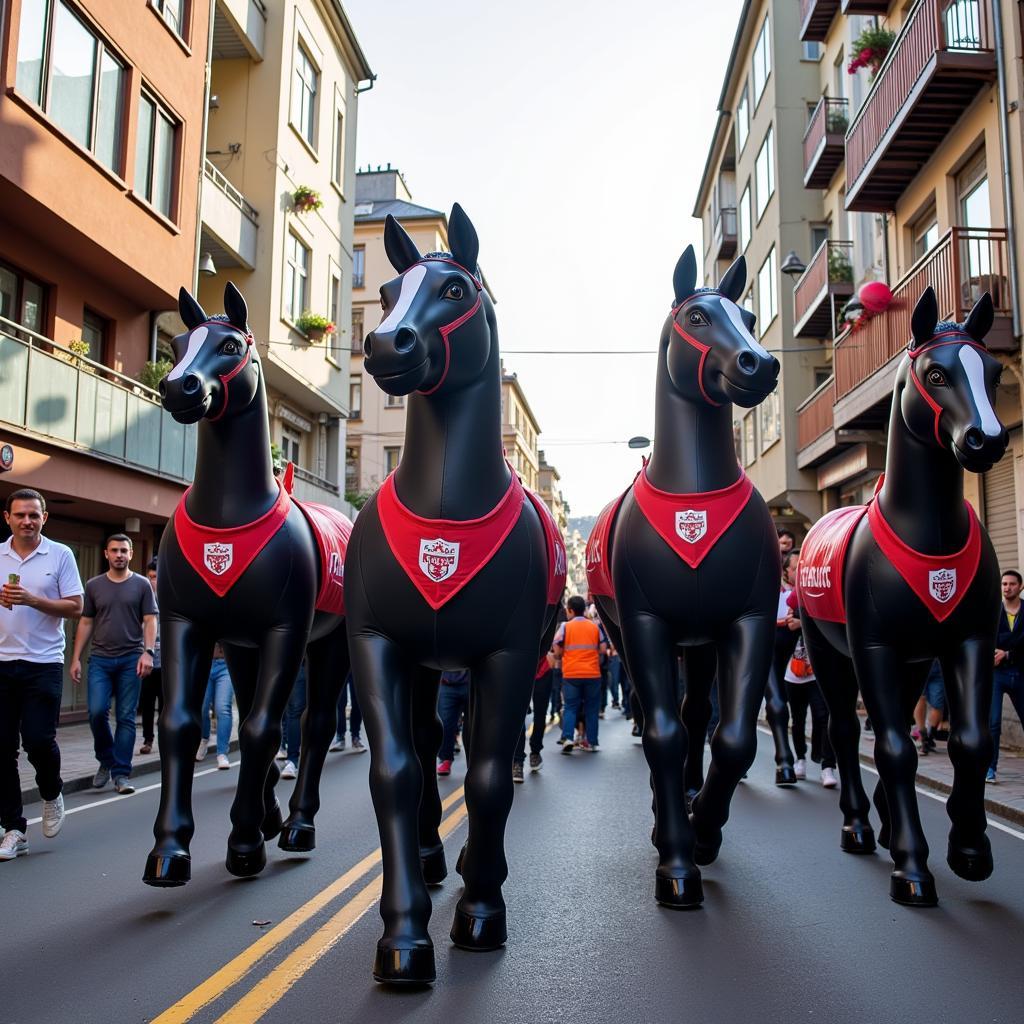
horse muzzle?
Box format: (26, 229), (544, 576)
(363, 326), (431, 395)
(952, 424), (1009, 473)
(718, 352), (779, 408)
(160, 373), (215, 423)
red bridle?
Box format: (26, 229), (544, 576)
(181, 319), (255, 423)
(669, 291), (726, 408)
(907, 331), (990, 447)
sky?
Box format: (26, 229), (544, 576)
(344, 0), (744, 517)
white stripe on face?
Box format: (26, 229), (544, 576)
(377, 265), (427, 334)
(166, 325), (208, 381)
(959, 345), (1002, 437)
(720, 298), (771, 359)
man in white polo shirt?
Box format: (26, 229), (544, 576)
(0, 488), (84, 861)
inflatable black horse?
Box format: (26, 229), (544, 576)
(798, 287), (1007, 906)
(345, 205), (565, 984)
(143, 283), (352, 886)
(587, 247), (780, 906)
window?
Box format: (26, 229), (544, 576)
(802, 41), (822, 61)
(385, 393), (405, 408)
(281, 426), (302, 466)
(0, 261), (46, 335)
(912, 206), (939, 260)
(736, 83), (749, 153)
(17, 1), (126, 175)
(351, 307), (364, 353)
(810, 223), (830, 256)
(292, 43), (318, 147)
(82, 308), (106, 363)
(758, 247), (777, 334)
(958, 150), (990, 227)
(752, 16), (771, 105)
(332, 107), (345, 187)
(958, 150), (992, 284)
(153, 0), (184, 37)
(349, 375), (361, 419)
(353, 246), (365, 288)
(345, 446), (360, 489)
(738, 184), (751, 253)
(755, 127), (774, 219)
(328, 266), (342, 364)
(743, 413), (757, 467)
(760, 390), (781, 451)
(135, 91), (178, 219)
(742, 288), (754, 314)
(284, 232), (310, 323)
(814, 367), (832, 389)
(384, 446), (401, 474)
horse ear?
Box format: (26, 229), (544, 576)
(384, 214), (422, 273)
(672, 246), (698, 306)
(223, 282), (249, 333)
(178, 287), (208, 330)
(964, 291), (994, 344)
(448, 203), (479, 276)
(718, 255), (747, 303)
(910, 286), (939, 350)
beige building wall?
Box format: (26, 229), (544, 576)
(501, 366), (541, 493)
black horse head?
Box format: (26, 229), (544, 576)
(161, 283), (260, 424)
(363, 203), (494, 397)
(900, 287), (1008, 472)
(665, 246), (780, 408)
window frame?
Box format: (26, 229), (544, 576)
(353, 245), (366, 289)
(912, 205), (940, 260)
(752, 16), (771, 107)
(281, 425), (302, 467)
(738, 182), (752, 253)
(384, 446), (401, 474)
(743, 412), (757, 467)
(348, 374), (362, 420)
(291, 40), (320, 151)
(759, 389), (781, 453)
(758, 247), (778, 336)
(148, 0), (189, 45)
(332, 96), (345, 192)
(0, 259), (48, 336)
(351, 307), (364, 353)
(134, 87), (181, 222)
(284, 230), (311, 326)
(81, 307), (107, 364)
(755, 126), (775, 221)
(327, 262), (343, 366)
(736, 82), (749, 154)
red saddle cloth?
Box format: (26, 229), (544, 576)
(294, 500), (351, 615)
(586, 492), (627, 599)
(797, 505), (867, 624)
(525, 487), (567, 605)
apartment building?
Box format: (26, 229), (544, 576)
(501, 362), (541, 492)
(0, 0), (212, 717)
(197, 0), (372, 512)
(538, 449), (569, 534)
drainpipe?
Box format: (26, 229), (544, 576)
(192, 0), (218, 295)
(148, 310), (159, 363)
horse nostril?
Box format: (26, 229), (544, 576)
(395, 327), (418, 354)
(737, 351), (757, 375)
(964, 427), (984, 451)
(182, 373), (202, 396)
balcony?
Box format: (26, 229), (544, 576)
(0, 318), (196, 482)
(845, 0), (996, 211)
(833, 226), (1012, 426)
(842, 0), (890, 12)
(292, 465), (340, 503)
(804, 97), (848, 189)
(200, 160), (259, 271)
(796, 377), (837, 466)
(713, 207), (737, 261)
(212, 0), (266, 61)
(794, 240), (856, 338)
(800, 0), (842, 42)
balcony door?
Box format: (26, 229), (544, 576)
(958, 150), (996, 306)
(0, 261), (46, 338)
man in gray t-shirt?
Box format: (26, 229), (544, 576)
(71, 534), (157, 793)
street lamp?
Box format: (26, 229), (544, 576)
(781, 250), (806, 279)
(627, 436), (651, 450)
(199, 252), (217, 276)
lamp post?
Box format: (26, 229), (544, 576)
(627, 436), (651, 450)
(781, 250), (806, 280)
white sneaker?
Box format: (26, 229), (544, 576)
(822, 767), (838, 789)
(794, 759), (806, 780)
(281, 760), (297, 779)
(217, 754), (231, 770)
(195, 738), (209, 762)
(329, 736), (346, 752)
(275, 747), (287, 761)
(351, 737), (366, 753)
(0, 829), (28, 860)
(42, 793), (65, 838)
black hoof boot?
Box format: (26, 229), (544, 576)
(143, 852), (191, 887)
(840, 826), (877, 855)
(372, 943), (435, 985)
(420, 845), (448, 886)
(226, 842), (267, 878)
(261, 802), (284, 842)
(947, 840), (993, 881)
(455, 842), (466, 877)
(450, 908), (507, 950)
(776, 764), (797, 786)
(278, 824), (316, 852)
(890, 872), (938, 907)
(655, 872), (703, 909)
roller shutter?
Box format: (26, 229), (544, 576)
(982, 453), (1020, 573)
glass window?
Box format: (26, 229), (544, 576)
(154, 0), (183, 37)
(292, 43), (318, 147)
(353, 246), (365, 288)
(742, 288), (754, 314)
(802, 41), (822, 61)
(333, 108), (344, 186)
(384, 446), (401, 474)
(135, 91), (177, 218)
(281, 426), (302, 466)
(349, 375), (361, 418)
(743, 413), (757, 467)
(758, 247), (777, 334)
(760, 390), (781, 451)
(913, 208), (939, 260)
(0, 261), (46, 336)
(752, 16), (771, 105)
(16, 0), (48, 104)
(385, 393), (405, 408)
(736, 83), (749, 153)
(351, 307), (364, 352)
(811, 224), (829, 255)
(49, 2), (94, 149)
(959, 151), (990, 227)
(82, 308), (105, 362)
(738, 184), (751, 253)
(327, 268), (343, 363)
(755, 126), (774, 219)
(285, 233), (310, 323)
(95, 50), (124, 172)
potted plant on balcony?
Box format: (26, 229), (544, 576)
(828, 247), (854, 284)
(61, 338), (95, 373)
(847, 25), (896, 79)
(296, 311), (336, 342)
(291, 185), (323, 215)
(826, 107), (849, 134)
(139, 358), (173, 391)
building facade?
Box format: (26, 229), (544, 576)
(501, 362), (541, 493)
(538, 449), (568, 533)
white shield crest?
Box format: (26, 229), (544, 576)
(204, 542), (233, 576)
(929, 568), (957, 604)
(419, 538), (460, 582)
(675, 509), (708, 544)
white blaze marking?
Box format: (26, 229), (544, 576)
(958, 346), (1002, 437)
(166, 325), (208, 381)
(377, 264), (427, 334)
(720, 298), (771, 359)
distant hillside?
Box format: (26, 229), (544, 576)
(568, 515), (598, 540)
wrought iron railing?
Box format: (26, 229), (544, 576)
(203, 159), (258, 223)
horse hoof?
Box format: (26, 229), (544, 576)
(143, 852), (191, 887)
(261, 802), (284, 842)
(455, 843), (466, 877)
(890, 872), (938, 907)
(278, 824), (316, 853)
(226, 842), (267, 878)
(947, 841), (993, 882)
(775, 765), (797, 786)
(840, 826), (876, 855)
(420, 845), (448, 886)
(450, 908), (507, 950)
(372, 943), (435, 985)
(655, 872), (703, 909)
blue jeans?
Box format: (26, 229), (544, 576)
(606, 655), (622, 704)
(88, 653), (142, 780)
(989, 665), (1024, 772)
(201, 659), (234, 756)
(562, 676), (601, 746)
(437, 680), (470, 762)
(283, 664), (307, 763)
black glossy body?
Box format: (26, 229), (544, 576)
(801, 289), (1008, 906)
(142, 284), (350, 888)
(346, 206), (559, 984)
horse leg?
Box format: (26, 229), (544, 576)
(766, 645), (796, 785)
(451, 648), (536, 949)
(620, 613), (702, 908)
(680, 644), (717, 810)
(143, 618), (213, 886)
(940, 640), (995, 882)
(800, 616), (875, 854)
(691, 614), (774, 866)
(411, 668), (446, 885)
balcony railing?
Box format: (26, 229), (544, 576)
(0, 317), (196, 482)
(204, 159), (258, 223)
(796, 377), (837, 450)
(834, 227), (1011, 400)
(292, 465), (340, 499)
(201, 159), (259, 269)
(713, 207), (737, 260)
(804, 97), (848, 189)
(800, 0), (842, 42)
(845, 0), (996, 210)
(794, 240), (855, 338)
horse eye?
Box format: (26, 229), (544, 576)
(222, 340), (239, 355)
(445, 283), (464, 301)
(927, 368), (946, 387)
(689, 310), (707, 326)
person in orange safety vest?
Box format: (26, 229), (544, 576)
(552, 595), (607, 753)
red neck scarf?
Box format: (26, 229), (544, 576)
(632, 467), (754, 569)
(867, 496), (981, 622)
(174, 484), (291, 596)
(376, 469), (526, 610)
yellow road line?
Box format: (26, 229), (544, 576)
(215, 801), (471, 1024)
(152, 785), (466, 1024)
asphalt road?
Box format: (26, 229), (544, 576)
(6, 713), (1023, 1024)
